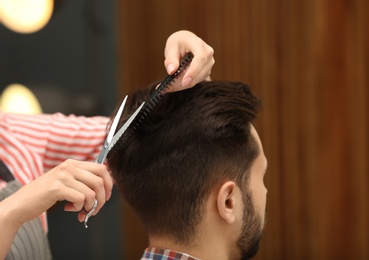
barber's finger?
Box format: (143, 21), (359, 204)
(183, 59), (213, 88)
(62, 186), (88, 212)
(77, 211), (87, 222)
(73, 161), (113, 201)
(71, 172), (106, 215)
(65, 201), (98, 223)
(64, 201), (83, 212)
(181, 53), (214, 89)
(164, 50), (214, 92)
(64, 179), (97, 212)
(164, 48), (181, 75)
(167, 57), (213, 92)
(65, 207), (97, 223)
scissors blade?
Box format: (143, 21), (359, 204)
(95, 96), (128, 164)
(106, 95), (128, 143)
(108, 101), (145, 153)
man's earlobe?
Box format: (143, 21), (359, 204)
(217, 181), (238, 224)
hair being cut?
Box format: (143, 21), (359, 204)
(107, 80), (261, 244)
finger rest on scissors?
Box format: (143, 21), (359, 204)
(83, 199), (98, 228)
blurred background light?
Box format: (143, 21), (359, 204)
(0, 83), (42, 114)
(0, 0), (53, 34)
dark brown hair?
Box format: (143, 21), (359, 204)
(107, 80), (261, 244)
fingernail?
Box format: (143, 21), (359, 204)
(107, 191), (112, 201)
(182, 77), (192, 87)
(167, 63), (175, 74)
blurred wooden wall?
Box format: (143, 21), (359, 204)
(116, 0), (369, 259)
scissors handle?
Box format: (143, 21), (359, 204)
(84, 199), (98, 228)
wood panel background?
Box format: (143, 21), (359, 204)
(116, 1), (369, 259)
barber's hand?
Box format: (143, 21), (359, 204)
(164, 30), (215, 92)
(3, 159), (113, 226)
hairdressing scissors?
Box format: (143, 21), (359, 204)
(83, 95), (145, 228)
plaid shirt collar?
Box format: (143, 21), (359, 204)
(141, 247), (200, 260)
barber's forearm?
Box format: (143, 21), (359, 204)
(0, 198), (22, 259)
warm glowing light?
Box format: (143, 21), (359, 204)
(0, 0), (53, 34)
(0, 83), (42, 114)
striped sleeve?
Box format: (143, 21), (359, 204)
(1, 112), (110, 173)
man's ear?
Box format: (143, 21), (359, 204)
(217, 181), (239, 224)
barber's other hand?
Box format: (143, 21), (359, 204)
(164, 30), (215, 92)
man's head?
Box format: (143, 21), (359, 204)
(107, 80), (267, 259)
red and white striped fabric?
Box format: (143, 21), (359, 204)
(0, 112), (109, 232)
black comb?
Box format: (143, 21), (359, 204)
(107, 51), (194, 157)
(126, 51), (194, 135)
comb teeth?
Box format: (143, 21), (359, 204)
(108, 52), (194, 157)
